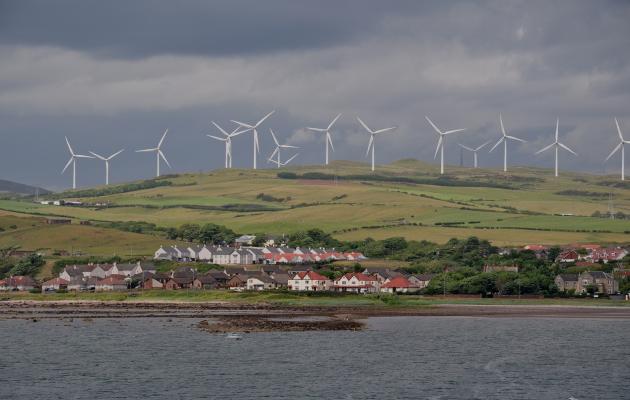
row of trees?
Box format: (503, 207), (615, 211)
(0, 249), (45, 279)
(165, 223), (237, 244)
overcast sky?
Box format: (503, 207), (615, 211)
(1, 0), (629, 190)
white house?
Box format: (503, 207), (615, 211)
(95, 276), (128, 291)
(288, 271), (332, 291)
(246, 275), (278, 291)
(333, 272), (379, 293)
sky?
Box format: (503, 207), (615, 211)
(1, 0), (629, 190)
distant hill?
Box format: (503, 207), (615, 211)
(0, 179), (51, 196)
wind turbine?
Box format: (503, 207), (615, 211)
(61, 137), (94, 189)
(605, 118), (630, 181)
(231, 111), (275, 169)
(425, 116), (466, 174)
(268, 153), (299, 168)
(89, 149), (124, 185)
(268, 129), (299, 168)
(535, 118), (577, 177)
(207, 122), (245, 168)
(357, 117), (397, 172)
(489, 114), (526, 172)
(458, 141), (490, 168)
(306, 113), (341, 165)
(136, 129), (171, 177)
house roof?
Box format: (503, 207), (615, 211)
(557, 274), (578, 282)
(248, 275), (275, 284)
(583, 271), (614, 279)
(412, 273), (436, 281)
(382, 276), (417, 289)
(42, 277), (69, 286)
(292, 271), (329, 281)
(3, 275), (37, 286)
(337, 272), (377, 282)
(195, 275), (217, 284)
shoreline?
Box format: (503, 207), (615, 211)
(2, 300), (630, 320)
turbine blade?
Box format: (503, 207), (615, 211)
(255, 110), (275, 127)
(74, 154), (94, 159)
(535, 143), (555, 155)
(306, 127), (326, 132)
(109, 149), (125, 159)
(425, 116), (442, 134)
(357, 117), (372, 133)
(269, 129), (279, 146)
(555, 118), (559, 142)
(65, 136), (75, 155)
(207, 135), (227, 141)
(281, 144), (299, 149)
(475, 141), (491, 151)
(212, 121), (230, 137)
(366, 135), (374, 156)
(374, 126), (396, 134)
(269, 147), (279, 160)
(327, 113), (342, 130)
(89, 151), (106, 160)
(230, 128), (248, 137)
(159, 150), (171, 168)
(158, 128), (169, 148)
(434, 136), (443, 159)
(327, 133), (335, 152)
(443, 128), (465, 135)
(458, 144), (474, 152)
(284, 153), (298, 165)
(231, 120), (253, 129)
(558, 142), (577, 155)
(606, 142), (622, 161)
(499, 114), (506, 136)
(136, 148), (157, 153)
(506, 135), (526, 143)
(489, 138), (504, 153)
(615, 118), (624, 141)
(61, 158), (73, 174)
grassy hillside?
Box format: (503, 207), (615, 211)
(0, 159), (628, 247)
(0, 211), (178, 257)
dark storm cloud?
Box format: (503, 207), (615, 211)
(0, 0), (433, 58)
(0, 0), (630, 189)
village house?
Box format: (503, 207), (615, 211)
(227, 273), (253, 290)
(363, 267), (407, 284)
(576, 271), (619, 294)
(141, 272), (169, 289)
(234, 235), (256, 246)
(408, 273), (435, 289)
(246, 275), (279, 291)
(288, 271), (332, 291)
(333, 272), (379, 293)
(206, 270), (231, 287)
(193, 274), (219, 289)
(588, 247), (628, 264)
(41, 277), (69, 292)
(554, 274), (578, 292)
(380, 276), (421, 294)
(556, 250), (579, 263)
(0, 276), (37, 291)
(95, 276), (128, 291)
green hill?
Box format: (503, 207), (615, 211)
(0, 159), (628, 247)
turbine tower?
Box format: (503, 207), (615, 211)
(357, 117), (397, 172)
(535, 118), (577, 177)
(425, 116), (466, 175)
(231, 111), (275, 169)
(306, 113), (341, 165)
(61, 137), (93, 189)
(136, 129), (171, 177)
(268, 153), (299, 168)
(489, 114), (526, 172)
(268, 129), (299, 168)
(605, 118), (630, 181)
(89, 149), (124, 185)
(458, 141), (490, 168)
(208, 122), (245, 168)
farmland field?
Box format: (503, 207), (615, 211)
(0, 160), (628, 249)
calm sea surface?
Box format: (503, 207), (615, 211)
(1, 316), (628, 399)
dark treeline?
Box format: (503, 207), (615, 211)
(165, 223), (238, 244)
(0, 248), (45, 279)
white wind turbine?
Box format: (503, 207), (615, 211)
(489, 114), (526, 172)
(425, 116), (466, 175)
(605, 118), (630, 181)
(535, 118), (577, 177)
(231, 111), (275, 169)
(135, 129), (171, 177)
(357, 117), (397, 172)
(306, 113), (341, 165)
(268, 129), (299, 168)
(458, 141), (490, 168)
(89, 149), (124, 185)
(268, 153), (299, 168)
(207, 122), (245, 168)
(61, 137), (94, 189)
